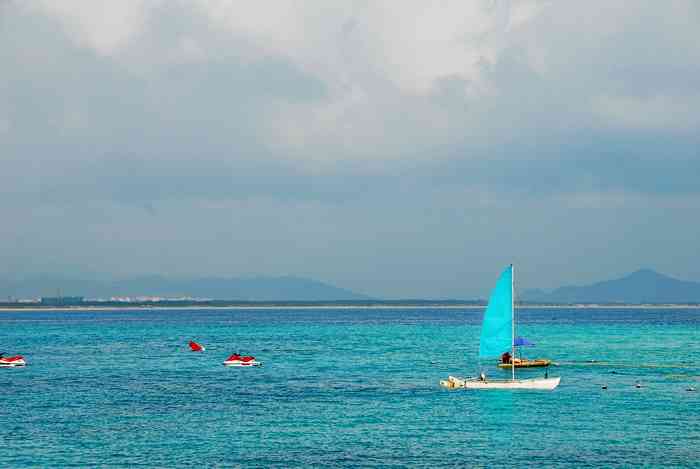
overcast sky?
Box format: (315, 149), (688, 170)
(1, 1), (699, 298)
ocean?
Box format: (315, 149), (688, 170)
(1, 307), (698, 468)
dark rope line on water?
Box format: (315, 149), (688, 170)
(556, 360), (700, 370)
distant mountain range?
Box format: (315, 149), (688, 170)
(0, 274), (372, 301)
(522, 269), (700, 303)
(2, 268), (698, 304)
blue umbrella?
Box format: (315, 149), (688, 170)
(513, 336), (535, 346)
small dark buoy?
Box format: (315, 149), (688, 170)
(610, 370), (617, 374)
(635, 382), (642, 389)
(602, 385), (608, 390)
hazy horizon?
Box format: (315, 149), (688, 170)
(2, 1), (699, 298)
(2, 266), (699, 303)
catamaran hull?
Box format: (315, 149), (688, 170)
(441, 375), (560, 390)
(497, 359), (552, 369)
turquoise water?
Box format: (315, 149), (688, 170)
(1, 307), (698, 468)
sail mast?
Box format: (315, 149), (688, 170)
(511, 264), (516, 381)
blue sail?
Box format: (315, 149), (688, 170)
(478, 265), (513, 359)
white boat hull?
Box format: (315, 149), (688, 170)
(441, 375), (560, 390)
(0, 359), (26, 368)
(223, 360), (262, 367)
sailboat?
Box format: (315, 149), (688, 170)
(440, 265), (560, 390)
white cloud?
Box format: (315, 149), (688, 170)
(195, 1), (528, 96)
(4, 1), (700, 172)
(26, 0), (161, 56)
(25, 1), (539, 92)
(506, 0), (544, 30)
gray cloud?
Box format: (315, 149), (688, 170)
(1, 1), (699, 296)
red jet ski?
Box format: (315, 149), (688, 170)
(223, 353), (262, 367)
(0, 353), (26, 368)
(188, 341), (205, 352)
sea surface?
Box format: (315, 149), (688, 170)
(1, 307), (699, 468)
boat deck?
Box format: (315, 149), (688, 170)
(497, 358), (552, 368)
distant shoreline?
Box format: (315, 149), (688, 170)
(1, 303), (699, 312)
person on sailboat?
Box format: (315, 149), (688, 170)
(501, 351), (512, 364)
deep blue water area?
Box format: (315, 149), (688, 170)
(2, 307), (699, 468)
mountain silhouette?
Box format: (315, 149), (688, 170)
(522, 269), (700, 303)
(0, 274), (372, 301)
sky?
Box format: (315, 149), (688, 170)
(1, 0), (699, 298)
